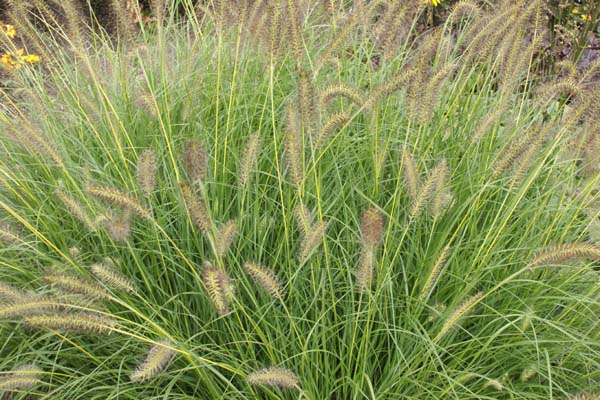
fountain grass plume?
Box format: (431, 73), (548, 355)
(130, 339), (175, 383)
(244, 262), (285, 300)
(247, 367), (299, 389)
(86, 184), (152, 220)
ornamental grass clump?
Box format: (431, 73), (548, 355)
(0, 0), (599, 398)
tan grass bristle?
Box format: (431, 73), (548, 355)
(215, 220), (238, 258)
(244, 262), (285, 300)
(299, 220), (328, 262)
(418, 63), (457, 125)
(285, 104), (304, 189)
(297, 68), (316, 132)
(365, 68), (417, 109)
(436, 292), (483, 341)
(360, 207), (384, 247)
(130, 339), (175, 383)
(316, 111), (351, 149)
(356, 246), (375, 291)
(103, 211), (132, 243)
(202, 263), (230, 316)
(239, 133), (261, 188)
(9, 123), (64, 167)
(0, 221), (21, 244)
(247, 367), (299, 389)
(55, 189), (96, 231)
(285, 0), (304, 63)
(0, 363), (43, 391)
(0, 282), (22, 300)
(24, 312), (117, 335)
(183, 140), (207, 184)
(294, 204), (313, 237)
(429, 159), (450, 217)
(319, 83), (363, 108)
(492, 128), (542, 177)
(400, 145), (420, 204)
(0, 296), (62, 318)
(410, 170), (436, 219)
(44, 271), (111, 300)
(419, 243), (451, 302)
(91, 262), (135, 293)
(448, 0), (480, 24)
(528, 243), (600, 269)
(315, 13), (358, 74)
(86, 184), (152, 220)
(179, 182), (212, 234)
(137, 149), (157, 196)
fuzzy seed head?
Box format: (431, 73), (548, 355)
(0, 296), (62, 318)
(104, 211), (132, 242)
(529, 243), (600, 268)
(400, 145), (420, 204)
(285, 104), (304, 189)
(55, 189), (96, 230)
(91, 262), (135, 293)
(429, 159), (451, 217)
(316, 111), (351, 149)
(244, 262), (285, 300)
(247, 367), (299, 389)
(44, 271), (111, 300)
(356, 246), (375, 291)
(419, 243), (451, 302)
(297, 68), (316, 131)
(179, 182), (212, 234)
(137, 149), (157, 196)
(360, 207), (384, 247)
(130, 339), (175, 383)
(86, 185), (152, 220)
(0, 363), (43, 391)
(0, 282), (23, 300)
(0, 221), (21, 244)
(183, 140), (207, 184)
(436, 292), (483, 341)
(239, 133), (261, 188)
(319, 83), (363, 108)
(202, 263), (231, 316)
(299, 220), (328, 262)
(215, 220), (238, 258)
(24, 312), (117, 335)
(294, 204), (313, 237)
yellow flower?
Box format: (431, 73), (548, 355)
(431, 0), (441, 6)
(0, 53), (16, 71)
(0, 48), (41, 71)
(22, 54), (40, 64)
(1, 23), (16, 38)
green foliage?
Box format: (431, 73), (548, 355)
(0, 1), (599, 399)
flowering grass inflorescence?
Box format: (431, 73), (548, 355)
(0, 0), (599, 399)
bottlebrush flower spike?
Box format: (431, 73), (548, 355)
(528, 243), (600, 269)
(137, 149), (157, 196)
(130, 339), (175, 383)
(183, 140), (207, 184)
(24, 312), (117, 335)
(360, 207), (384, 247)
(247, 367), (299, 389)
(239, 132), (261, 188)
(91, 262), (135, 293)
(244, 262), (285, 300)
(86, 184), (152, 220)
(202, 262), (233, 316)
(0, 363), (43, 392)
